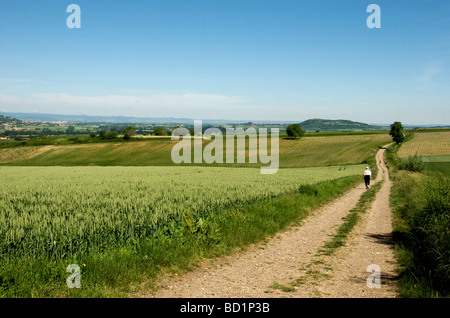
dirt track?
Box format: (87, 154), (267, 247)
(139, 146), (398, 298)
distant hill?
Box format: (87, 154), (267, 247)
(300, 118), (388, 132)
(0, 114), (22, 124)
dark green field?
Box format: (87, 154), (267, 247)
(422, 154), (450, 175)
(424, 162), (450, 174)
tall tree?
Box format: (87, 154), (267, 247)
(286, 123), (304, 139)
(389, 121), (405, 144)
(121, 126), (136, 140)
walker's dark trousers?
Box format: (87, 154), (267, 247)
(364, 175), (371, 188)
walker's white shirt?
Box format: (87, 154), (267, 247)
(364, 169), (372, 176)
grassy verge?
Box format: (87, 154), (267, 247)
(0, 175), (361, 297)
(390, 171), (450, 297)
(387, 137), (450, 298)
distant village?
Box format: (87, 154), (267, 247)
(0, 115), (73, 140)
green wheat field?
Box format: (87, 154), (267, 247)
(0, 164), (364, 260)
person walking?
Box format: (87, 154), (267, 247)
(364, 166), (372, 189)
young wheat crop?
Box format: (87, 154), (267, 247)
(0, 165), (365, 260)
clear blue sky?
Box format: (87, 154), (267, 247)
(1, 0), (449, 125)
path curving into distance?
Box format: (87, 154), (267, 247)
(137, 146), (398, 298)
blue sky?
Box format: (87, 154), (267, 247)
(0, 0), (449, 125)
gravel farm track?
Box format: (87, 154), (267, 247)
(136, 146), (399, 298)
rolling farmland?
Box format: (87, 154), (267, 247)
(0, 146), (50, 164)
(1, 133), (391, 167)
(398, 131), (450, 174)
(398, 131), (450, 157)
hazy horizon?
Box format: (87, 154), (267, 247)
(5, 110), (449, 127)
